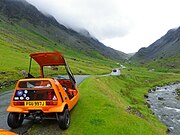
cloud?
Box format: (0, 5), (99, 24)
(26, 0), (180, 53)
(26, 0), (132, 40)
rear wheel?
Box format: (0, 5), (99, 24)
(57, 109), (70, 130)
(7, 112), (24, 128)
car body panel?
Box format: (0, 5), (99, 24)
(0, 129), (18, 135)
(30, 51), (65, 66)
(7, 78), (79, 113)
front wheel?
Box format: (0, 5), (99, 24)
(57, 109), (70, 130)
(7, 112), (24, 128)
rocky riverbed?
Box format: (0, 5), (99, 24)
(147, 82), (180, 135)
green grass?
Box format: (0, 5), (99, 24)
(28, 68), (180, 135)
(68, 70), (180, 135)
(134, 54), (180, 74)
(0, 17), (117, 89)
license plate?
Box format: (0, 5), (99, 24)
(25, 101), (46, 106)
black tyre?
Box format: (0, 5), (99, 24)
(7, 112), (24, 128)
(57, 109), (70, 130)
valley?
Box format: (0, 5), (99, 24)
(0, 0), (180, 135)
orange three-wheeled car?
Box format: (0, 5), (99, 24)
(7, 51), (79, 130)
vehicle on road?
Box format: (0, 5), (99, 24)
(110, 68), (121, 76)
(7, 51), (79, 130)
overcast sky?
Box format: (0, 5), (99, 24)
(26, 0), (180, 53)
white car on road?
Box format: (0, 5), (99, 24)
(110, 68), (121, 76)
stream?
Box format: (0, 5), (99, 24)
(147, 82), (180, 135)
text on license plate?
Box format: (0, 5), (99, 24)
(25, 101), (46, 106)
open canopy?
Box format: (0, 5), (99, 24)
(28, 51), (76, 84)
(30, 51), (66, 67)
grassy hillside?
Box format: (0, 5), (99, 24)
(28, 67), (180, 135)
(131, 27), (180, 73)
(0, 0), (129, 61)
(130, 56), (180, 74)
(145, 54), (180, 73)
(0, 17), (117, 87)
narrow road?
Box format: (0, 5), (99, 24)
(0, 90), (14, 130)
(0, 75), (88, 134)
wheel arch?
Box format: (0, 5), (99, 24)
(64, 104), (69, 111)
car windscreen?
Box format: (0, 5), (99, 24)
(18, 80), (52, 88)
(15, 80), (57, 101)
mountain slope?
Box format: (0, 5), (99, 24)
(0, 0), (129, 60)
(0, 16), (118, 84)
(0, 0), (129, 84)
(131, 27), (180, 72)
